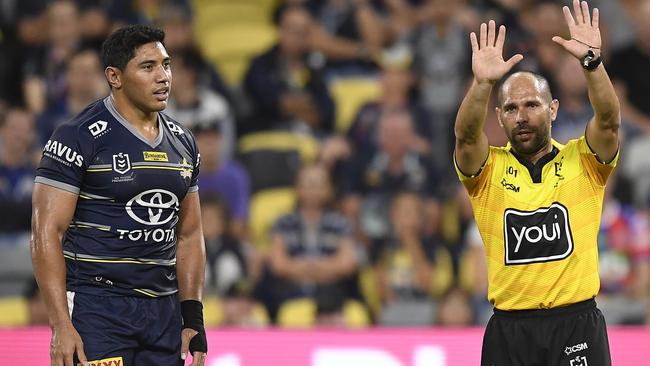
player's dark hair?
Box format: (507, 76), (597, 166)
(101, 24), (166, 70)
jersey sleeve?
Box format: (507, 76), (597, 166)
(35, 123), (90, 194)
(187, 130), (201, 192)
(578, 136), (619, 186)
(454, 148), (494, 197)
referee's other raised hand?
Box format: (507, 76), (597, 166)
(470, 20), (523, 85)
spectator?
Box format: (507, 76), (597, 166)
(551, 54), (592, 144)
(23, 0), (81, 114)
(193, 123), (250, 240)
(76, 0), (113, 50)
(610, 0), (650, 134)
(346, 56), (432, 156)
(596, 196), (650, 325)
(412, 0), (473, 166)
(342, 110), (439, 243)
(315, 285), (347, 327)
(201, 194), (265, 327)
(268, 164), (358, 312)
(154, 2), (195, 52)
(243, 5), (335, 136)
(36, 48), (107, 145)
(305, 0), (386, 74)
(0, 108), (37, 233)
(166, 47), (236, 160)
(436, 287), (474, 326)
(373, 192), (437, 326)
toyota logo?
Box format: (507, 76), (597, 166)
(126, 189), (179, 225)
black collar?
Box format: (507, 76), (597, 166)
(510, 146), (559, 183)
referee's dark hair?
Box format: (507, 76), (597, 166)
(101, 24), (166, 71)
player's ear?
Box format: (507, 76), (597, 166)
(105, 67), (122, 89)
(496, 107), (504, 128)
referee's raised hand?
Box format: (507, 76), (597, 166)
(552, 0), (601, 60)
(470, 20), (523, 85)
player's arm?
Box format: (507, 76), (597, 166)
(454, 20), (522, 176)
(552, 0), (620, 162)
(176, 191), (207, 366)
(31, 183), (89, 366)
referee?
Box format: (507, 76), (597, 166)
(454, 1), (618, 365)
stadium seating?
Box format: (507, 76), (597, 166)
(328, 76), (381, 133)
(276, 297), (370, 328)
(193, 0), (277, 86)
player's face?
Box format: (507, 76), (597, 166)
(121, 42), (172, 113)
(497, 78), (557, 156)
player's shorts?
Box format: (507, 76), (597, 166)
(68, 291), (183, 366)
(481, 298), (611, 366)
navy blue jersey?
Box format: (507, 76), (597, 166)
(35, 97), (200, 297)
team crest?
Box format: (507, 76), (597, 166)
(180, 158), (192, 180)
(113, 153), (131, 174)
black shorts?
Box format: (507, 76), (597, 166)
(481, 299), (611, 366)
(69, 291), (183, 366)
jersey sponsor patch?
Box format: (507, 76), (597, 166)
(43, 139), (84, 167)
(143, 151), (169, 162)
(504, 202), (574, 265)
(125, 189), (179, 226)
(79, 356), (122, 366)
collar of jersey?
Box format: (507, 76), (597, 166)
(506, 139), (562, 184)
(103, 96), (164, 148)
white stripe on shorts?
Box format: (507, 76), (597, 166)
(66, 291), (75, 319)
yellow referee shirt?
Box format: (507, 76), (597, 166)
(456, 137), (618, 310)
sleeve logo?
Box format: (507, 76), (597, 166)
(166, 121), (184, 135)
(43, 140), (84, 167)
(503, 202), (574, 265)
(88, 120), (108, 137)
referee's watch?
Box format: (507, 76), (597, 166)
(581, 49), (602, 71)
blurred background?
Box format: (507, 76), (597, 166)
(0, 0), (649, 330)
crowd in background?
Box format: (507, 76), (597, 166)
(0, 0), (649, 328)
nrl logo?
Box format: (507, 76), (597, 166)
(113, 153), (131, 174)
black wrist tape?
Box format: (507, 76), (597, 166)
(181, 300), (207, 353)
(181, 300), (204, 331)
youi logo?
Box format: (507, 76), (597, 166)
(503, 202), (574, 265)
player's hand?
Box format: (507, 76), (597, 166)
(50, 322), (88, 366)
(552, 0), (601, 60)
(470, 20), (523, 85)
(181, 328), (206, 366)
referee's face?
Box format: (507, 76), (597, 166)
(120, 41), (172, 114)
(497, 76), (558, 157)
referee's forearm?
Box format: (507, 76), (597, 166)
(584, 64), (621, 130)
(455, 79), (493, 143)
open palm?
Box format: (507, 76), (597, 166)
(470, 20), (523, 84)
(552, 0), (601, 59)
